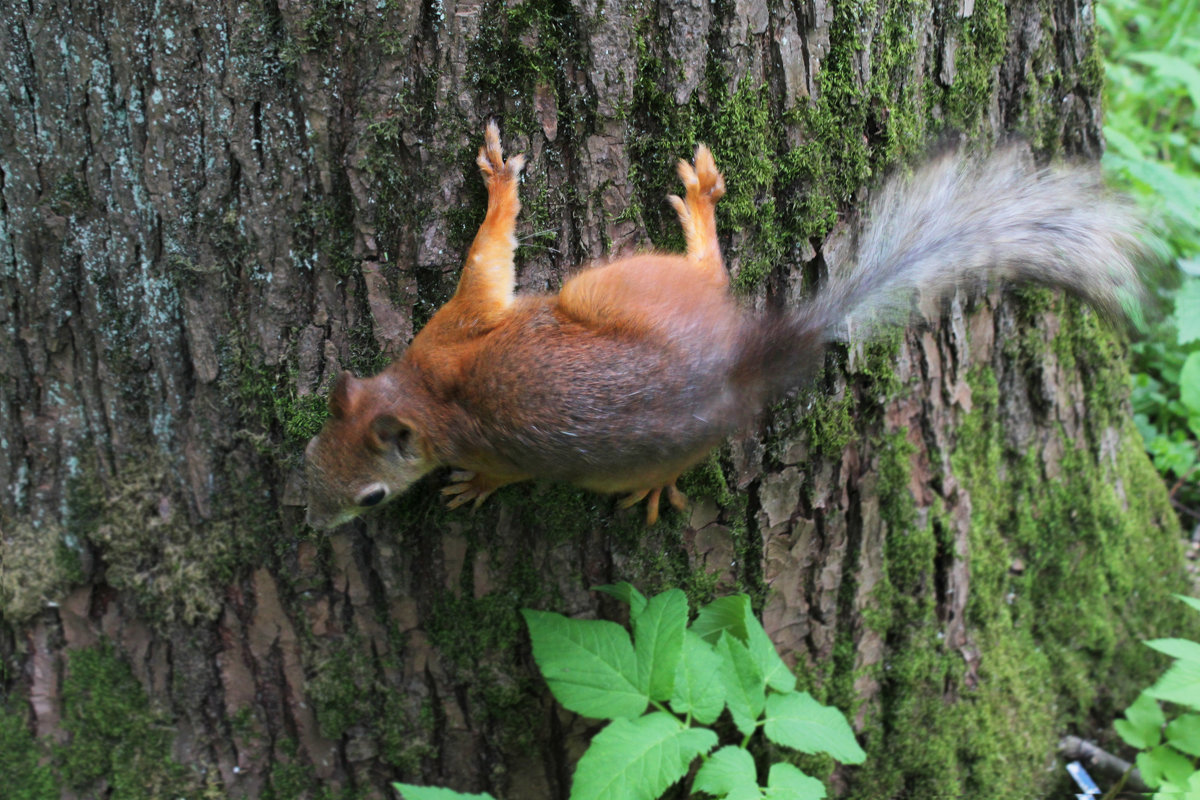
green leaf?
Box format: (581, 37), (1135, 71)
(762, 692), (866, 764)
(568, 712), (717, 800)
(1148, 659), (1200, 710)
(522, 610), (647, 719)
(1166, 713), (1200, 757)
(1126, 53), (1200, 124)
(743, 602), (796, 693)
(693, 745), (761, 800)
(1155, 769), (1200, 799)
(1177, 595), (1200, 615)
(1137, 744), (1196, 789)
(764, 763), (826, 800)
(694, 595), (751, 645)
(1176, 357), (1200, 419)
(1115, 692), (1165, 749)
(393, 784), (496, 800)
(718, 632), (767, 736)
(1179, 354), (1200, 416)
(634, 590), (687, 701)
(1174, 280), (1200, 345)
(1147, 638), (1200, 664)
(669, 631), (727, 725)
(594, 583), (648, 619)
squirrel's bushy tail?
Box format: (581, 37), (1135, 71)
(737, 146), (1150, 400)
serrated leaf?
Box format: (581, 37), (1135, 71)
(718, 632), (766, 736)
(594, 583), (648, 619)
(1147, 638), (1200, 664)
(694, 595), (751, 645)
(634, 590), (687, 701)
(693, 745), (760, 799)
(764, 763), (826, 800)
(1148, 660), (1200, 710)
(762, 692), (866, 764)
(522, 610), (647, 719)
(1177, 595), (1200, 614)
(1166, 714), (1200, 757)
(670, 631), (726, 724)
(1115, 692), (1165, 749)
(393, 784), (496, 800)
(568, 712), (717, 800)
(1137, 744), (1196, 789)
(743, 602), (796, 694)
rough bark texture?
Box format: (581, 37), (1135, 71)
(0, 0), (1190, 797)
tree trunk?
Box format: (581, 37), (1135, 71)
(0, 0), (1188, 797)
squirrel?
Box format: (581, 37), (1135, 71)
(304, 122), (1145, 529)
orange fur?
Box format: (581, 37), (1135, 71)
(302, 123), (1149, 530)
(304, 123), (734, 528)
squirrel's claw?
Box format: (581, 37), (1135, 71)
(477, 121), (525, 188)
(618, 482), (689, 525)
(442, 470), (508, 510)
(675, 145), (724, 203)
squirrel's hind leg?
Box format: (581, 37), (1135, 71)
(618, 482), (689, 525)
(667, 145), (727, 290)
(449, 122), (526, 328)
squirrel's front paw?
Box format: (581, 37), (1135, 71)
(442, 470), (509, 510)
(476, 121), (526, 188)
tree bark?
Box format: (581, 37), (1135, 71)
(0, 0), (1189, 797)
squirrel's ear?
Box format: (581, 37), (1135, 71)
(328, 371), (360, 419)
(368, 414), (413, 453)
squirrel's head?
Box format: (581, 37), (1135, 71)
(304, 370), (437, 530)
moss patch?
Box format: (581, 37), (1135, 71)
(58, 643), (195, 797)
(64, 451), (273, 626)
(939, 0), (1008, 134)
(0, 707), (57, 800)
(845, 356), (1188, 797)
(629, 0), (941, 296)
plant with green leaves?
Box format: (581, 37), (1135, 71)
(1098, 0), (1200, 259)
(395, 585), (865, 800)
(1111, 595), (1200, 797)
(1099, 0), (1200, 511)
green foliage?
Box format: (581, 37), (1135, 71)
(521, 609), (647, 719)
(1112, 596), (1200, 797)
(1101, 0), (1200, 510)
(394, 788), (496, 800)
(1130, 283), (1200, 496)
(1099, 0), (1200, 257)
(396, 588), (864, 800)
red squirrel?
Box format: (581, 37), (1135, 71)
(304, 123), (1144, 529)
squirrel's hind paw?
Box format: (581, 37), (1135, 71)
(477, 122), (525, 187)
(675, 145), (725, 203)
(618, 482), (689, 525)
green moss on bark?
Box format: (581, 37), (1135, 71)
(0, 707), (57, 800)
(59, 643), (194, 797)
(847, 356), (1188, 798)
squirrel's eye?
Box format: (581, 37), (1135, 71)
(357, 485), (388, 507)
